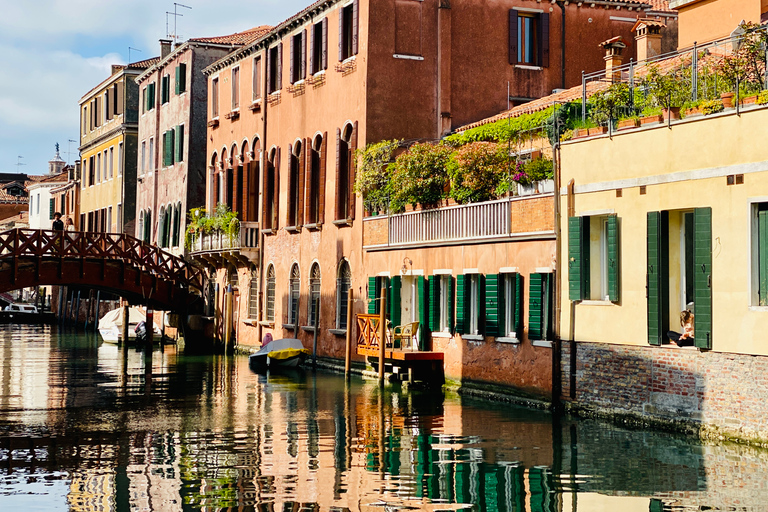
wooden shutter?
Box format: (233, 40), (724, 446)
(418, 276), (427, 350)
(759, 208), (768, 305)
(455, 274), (467, 334)
(309, 24), (315, 74)
(390, 276), (402, 328)
(352, 0), (359, 55)
(509, 10), (518, 65)
(338, 6), (344, 61)
(568, 216), (589, 301)
(297, 140), (306, 227)
(49, 198), (54, 220)
(538, 13), (550, 68)
(694, 207), (712, 349)
(318, 132), (327, 224)
(485, 274), (500, 337)
(301, 30), (307, 79)
(368, 276), (377, 314)
(273, 147), (280, 229)
(607, 214), (620, 302)
(105, 89), (111, 120)
(266, 47), (272, 94)
(175, 125), (184, 163)
(175, 65), (181, 94)
(303, 139), (311, 224)
(514, 272), (524, 337)
(261, 158), (269, 227)
(348, 121), (358, 221)
(335, 128), (341, 219)
(528, 273), (544, 340)
(116, 81), (124, 115)
(277, 43), (283, 90)
(290, 35), (295, 83)
(428, 276), (440, 332)
(322, 18), (329, 69)
(647, 211), (669, 346)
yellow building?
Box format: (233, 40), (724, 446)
(79, 59), (157, 234)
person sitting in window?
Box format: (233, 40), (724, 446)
(667, 310), (694, 347)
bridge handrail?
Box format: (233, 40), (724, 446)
(0, 229), (203, 292)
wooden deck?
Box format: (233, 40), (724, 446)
(356, 346), (444, 361)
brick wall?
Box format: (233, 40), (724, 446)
(561, 341), (768, 442)
(362, 217), (388, 246)
(510, 195), (554, 234)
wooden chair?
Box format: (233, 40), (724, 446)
(393, 321), (419, 350)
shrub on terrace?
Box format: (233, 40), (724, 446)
(389, 142), (452, 213)
(447, 142), (509, 204)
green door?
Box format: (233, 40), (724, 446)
(647, 211), (669, 345)
(694, 207), (712, 349)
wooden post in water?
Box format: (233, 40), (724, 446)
(311, 294), (319, 367)
(224, 285), (234, 352)
(94, 291), (100, 332)
(121, 305), (129, 344)
(214, 283), (220, 346)
(344, 289), (354, 379)
(146, 308), (154, 348)
(378, 286), (387, 387)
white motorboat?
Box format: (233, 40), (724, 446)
(98, 307), (161, 343)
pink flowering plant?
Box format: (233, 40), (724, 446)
(447, 142), (509, 204)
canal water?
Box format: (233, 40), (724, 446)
(1, 326), (767, 511)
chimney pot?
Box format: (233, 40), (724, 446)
(160, 39), (172, 59)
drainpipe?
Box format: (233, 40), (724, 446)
(556, 1), (566, 90)
(256, 60), (269, 348)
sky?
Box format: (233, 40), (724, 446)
(0, 0), (309, 176)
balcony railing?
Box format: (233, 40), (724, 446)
(188, 221), (259, 254)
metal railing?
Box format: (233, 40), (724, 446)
(188, 221), (259, 253)
(387, 195), (539, 245)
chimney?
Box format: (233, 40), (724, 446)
(633, 18), (665, 62)
(600, 36), (626, 82)
(160, 39), (172, 59)
(111, 64), (123, 75)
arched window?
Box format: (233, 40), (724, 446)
(163, 204), (172, 248)
(288, 140), (303, 228)
(288, 263), (300, 326)
(335, 123), (357, 222)
(143, 209), (152, 243)
(308, 262), (321, 327)
(210, 152), (219, 210)
(248, 268), (259, 319)
(172, 202), (182, 247)
(264, 147), (279, 230)
(307, 134), (324, 225)
(336, 260), (351, 329)
(265, 264), (276, 322)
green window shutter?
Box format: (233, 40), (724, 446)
(417, 275), (427, 350)
(759, 208), (768, 306)
(367, 277), (377, 314)
(148, 83), (155, 110)
(477, 274), (486, 335)
(174, 66), (181, 94)
(514, 272), (524, 336)
(447, 275), (455, 334)
(49, 198), (54, 220)
(175, 125), (184, 163)
(390, 276), (402, 328)
(568, 216), (590, 300)
(428, 275), (440, 332)
(455, 274), (466, 334)
(647, 211), (669, 346)
(498, 274), (506, 337)
(694, 207), (712, 349)
(529, 273), (544, 340)
(607, 214), (620, 302)
(485, 274), (500, 337)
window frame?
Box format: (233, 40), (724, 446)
(231, 66), (240, 110)
(308, 263), (321, 327)
(265, 264), (276, 322)
(211, 77), (219, 118)
(252, 56), (262, 102)
(751, 200), (768, 307)
(288, 263), (301, 326)
(336, 260), (351, 330)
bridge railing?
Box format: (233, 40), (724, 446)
(0, 229), (204, 292)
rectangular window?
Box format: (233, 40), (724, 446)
(252, 56), (262, 101)
(231, 67), (240, 109)
(88, 156), (95, 186)
(433, 274), (453, 333)
(266, 270), (276, 322)
(109, 147), (114, 179)
(36, 194), (40, 214)
(290, 31), (305, 84)
(96, 153), (101, 183)
(267, 45), (281, 93)
(117, 203), (122, 230)
(107, 206), (112, 232)
(141, 141), (146, 174)
(528, 272), (553, 341)
(367, 276), (391, 315)
(289, 275), (300, 325)
(509, 10), (549, 67)
(310, 19), (327, 74)
(161, 74), (170, 104)
(754, 202), (768, 306)
(175, 125), (184, 163)
(118, 143), (123, 176)
(49, 198), (54, 220)
(146, 82), (156, 111)
(148, 139), (154, 171)
(248, 271), (259, 319)
(339, 1), (358, 61)
(456, 273), (483, 336)
(211, 78), (219, 117)
(175, 63), (187, 94)
(104, 91), (110, 121)
(568, 215), (620, 302)
(82, 106), (88, 134)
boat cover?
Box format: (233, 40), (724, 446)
(253, 338), (310, 360)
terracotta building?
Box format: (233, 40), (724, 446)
(79, 57), (158, 235)
(134, 28), (271, 254)
(196, 0), (670, 397)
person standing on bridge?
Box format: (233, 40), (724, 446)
(64, 216), (74, 231)
(51, 212), (64, 231)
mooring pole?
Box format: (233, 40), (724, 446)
(214, 283), (220, 346)
(378, 286), (387, 387)
(74, 290), (81, 327)
(146, 308), (154, 349)
(57, 287), (64, 324)
(312, 297), (319, 368)
(121, 305), (130, 344)
(94, 291), (100, 333)
(344, 289), (354, 379)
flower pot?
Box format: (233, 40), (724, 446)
(517, 183), (536, 197)
(662, 107), (681, 121)
(741, 94), (758, 106)
(617, 118), (640, 130)
(640, 114), (663, 126)
(721, 92), (735, 109)
(537, 179), (555, 193)
(573, 128), (589, 138)
(685, 107), (702, 117)
(588, 126), (608, 136)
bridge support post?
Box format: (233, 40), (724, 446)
(214, 284), (220, 346)
(378, 286), (387, 387)
(223, 285), (234, 352)
(74, 290), (81, 327)
(93, 291), (100, 333)
(121, 305), (129, 344)
(146, 309), (154, 349)
(57, 287), (64, 324)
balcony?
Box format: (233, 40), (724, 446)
(363, 193), (555, 250)
(188, 221), (259, 266)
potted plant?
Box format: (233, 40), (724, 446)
(388, 142), (452, 213)
(642, 65), (686, 121)
(700, 99), (725, 115)
(589, 83), (631, 132)
(639, 107), (663, 125)
(617, 117), (640, 130)
(758, 89), (768, 105)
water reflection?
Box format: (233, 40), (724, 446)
(0, 325), (765, 511)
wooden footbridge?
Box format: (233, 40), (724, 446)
(0, 229), (204, 311)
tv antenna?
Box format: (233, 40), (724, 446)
(15, 156), (25, 171)
(167, 3), (192, 45)
(67, 139), (78, 166)
(128, 47), (142, 64)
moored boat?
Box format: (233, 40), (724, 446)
(249, 338), (310, 371)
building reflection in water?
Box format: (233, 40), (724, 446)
(1, 327), (768, 511)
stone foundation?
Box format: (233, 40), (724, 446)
(561, 341), (768, 444)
